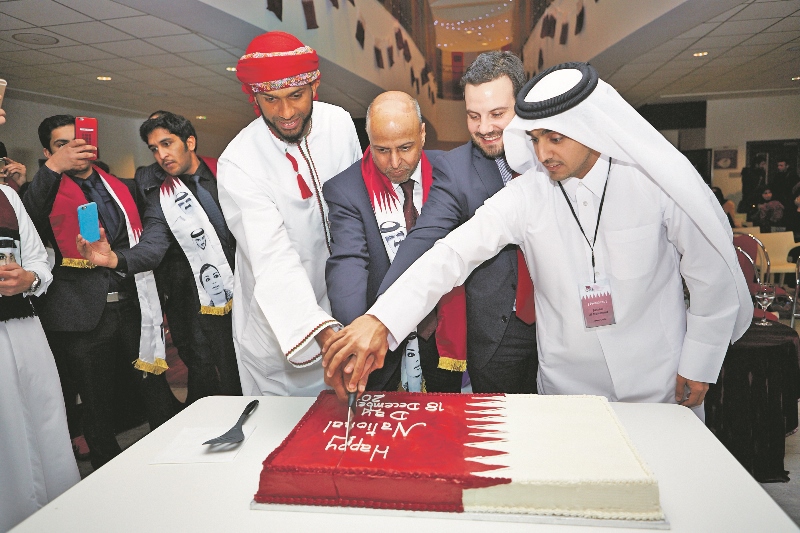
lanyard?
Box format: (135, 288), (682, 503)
(557, 158), (612, 283)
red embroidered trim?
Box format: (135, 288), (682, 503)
(285, 319), (339, 363)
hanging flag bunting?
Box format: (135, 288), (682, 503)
(302, 0), (318, 29)
(374, 44), (384, 68)
(575, 0), (585, 34)
(420, 64), (429, 85)
(559, 22), (569, 45)
(267, 0), (282, 20)
(355, 18), (365, 48)
(387, 45), (394, 67)
(330, 0), (339, 7)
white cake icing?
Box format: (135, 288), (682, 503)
(462, 395), (664, 520)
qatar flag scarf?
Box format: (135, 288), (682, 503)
(49, 167), (167, 375)
(361, 147), (467, 387)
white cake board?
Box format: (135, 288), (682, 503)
(251, 501), (670, 529)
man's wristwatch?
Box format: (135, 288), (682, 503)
(27, 271), (41, 294)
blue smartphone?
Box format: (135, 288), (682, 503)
(78, 202), (100, 242)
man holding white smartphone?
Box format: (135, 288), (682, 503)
(23, 114), (176, 469)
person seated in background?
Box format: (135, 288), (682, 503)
(750, 186), (785, 232)
(0, 108), (80, 532)
(711, 186), (739, 228)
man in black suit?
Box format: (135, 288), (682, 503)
(78, 112), (240, 404)
(324, 52), (537, 395)
(24, 115), (175, 468)
(325, 92), (461, 392)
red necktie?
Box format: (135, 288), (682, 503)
(400, 179), (437, 339)
(510, 171), (536, 325)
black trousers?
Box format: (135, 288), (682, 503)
(60, 298), (176, 468)
(468, 314), (538, 394)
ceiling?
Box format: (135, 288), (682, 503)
(592, 0), (800, 108)
(0, 0), (798, 143)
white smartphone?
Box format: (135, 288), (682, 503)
(0, 79), (6, 110)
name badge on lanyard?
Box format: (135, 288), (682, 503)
(579, 280), (616, 328)
(558, 158), (614, 329)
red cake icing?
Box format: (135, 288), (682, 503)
(255, 391), (511, 511)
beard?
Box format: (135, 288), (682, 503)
(470, 130), (505, 159)
(261, 106), (313, 144)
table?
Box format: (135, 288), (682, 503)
(705, 320), (800, 482)
(13, 396), (799, 533)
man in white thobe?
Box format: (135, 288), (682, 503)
(322, 63), (751, 418)
(218, 32), (361, 396)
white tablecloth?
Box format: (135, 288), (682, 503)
(12, 396), (799, 532)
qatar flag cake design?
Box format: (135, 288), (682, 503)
(254, 391), (664, 521)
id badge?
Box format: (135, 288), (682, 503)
(579, 280), (616, 328)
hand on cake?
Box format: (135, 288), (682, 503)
(322, 314), (389, 401)
(675, 374), (708, 408)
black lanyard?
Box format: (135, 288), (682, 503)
(557, 158), (612, 283)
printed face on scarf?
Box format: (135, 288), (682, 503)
(464, 75), (516, 159)
(147, 127), (198, 178)
(255, 80), (320, 144)
(176, 192), (194, 214)
(367, 92), (426, 184)
(192, 229), (206, 250)
(528, 129), (600, 181)
(380, 220), (405, 250)
(200, 264), (224, 296)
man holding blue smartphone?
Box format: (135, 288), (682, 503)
(23, 115), (176, 469)
(77, 112), (241, 404)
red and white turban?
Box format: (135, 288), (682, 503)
(237, 32), (320, 115)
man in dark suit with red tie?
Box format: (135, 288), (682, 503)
(342, 52), (539, 394)
(325, 92), (462, 393)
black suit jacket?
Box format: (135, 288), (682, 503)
(23, 165), (160, 332)
(324, 150), (443, 388)
(377, 142), (528, 369)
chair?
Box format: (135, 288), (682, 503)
(755, 231), (797, 286)
(792, 260), (800, 328)
(734, 233), (768, 283)
(736, 245), (788, 322)
(733, 226), (761, 235)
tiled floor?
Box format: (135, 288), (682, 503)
(762, 428), (800, 525)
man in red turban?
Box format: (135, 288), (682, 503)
(217, 31), (363, 396)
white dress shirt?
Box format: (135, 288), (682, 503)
(370, 156), (741, 406)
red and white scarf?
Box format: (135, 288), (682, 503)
(50, 167), (166, 375)
(361, 147), (467, 381)
(159, 175), (234, 315)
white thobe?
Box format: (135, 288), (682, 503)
(0, 186), (79, 532)
(370, 156), (742, 407)
(218, 102), (361, 396)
